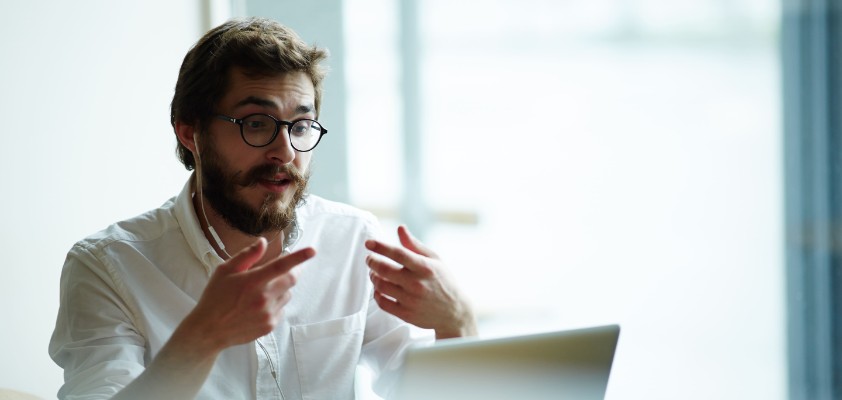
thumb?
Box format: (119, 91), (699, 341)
(397, 225), (438, 258)
(219, 237), (267, 274)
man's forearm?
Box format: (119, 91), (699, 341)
(111, 314), (222, 400)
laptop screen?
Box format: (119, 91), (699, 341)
(393, 324), (620, 400)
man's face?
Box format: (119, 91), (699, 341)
(198, 68), (316, 236)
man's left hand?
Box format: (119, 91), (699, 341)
(365, 225), (478, 339)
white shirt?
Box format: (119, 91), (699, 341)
(49, 178), (430, 400)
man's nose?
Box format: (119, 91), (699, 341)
(265, 126), (296, 164)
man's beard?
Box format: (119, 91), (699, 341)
(199, 143), (309, 236)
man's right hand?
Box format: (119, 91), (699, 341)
(182, 238), (316, 352)
(112, 238), (315, 400)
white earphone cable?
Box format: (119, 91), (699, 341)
(195, 134), (286, 399)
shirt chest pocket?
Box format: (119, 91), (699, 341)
(291, 309), (366, 400)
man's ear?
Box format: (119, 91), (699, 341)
(174, 121), (198, 154)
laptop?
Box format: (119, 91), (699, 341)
(392, 324), (620, 400)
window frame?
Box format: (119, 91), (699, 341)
(782, 0), (842, 398)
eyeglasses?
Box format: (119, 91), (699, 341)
(215, 113), (328, 152)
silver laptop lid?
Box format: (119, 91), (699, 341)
(393, 324), (620, 400)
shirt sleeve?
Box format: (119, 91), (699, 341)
(360, 294), (434, 399)
(355, 216), (435, 399)
(49, 244), (147, 400)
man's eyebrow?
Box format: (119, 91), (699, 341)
(295, 104), (315, 115)
(234, 96), (276, 109)
(233, 97), (315, 116)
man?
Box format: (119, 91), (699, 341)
(49, 17), (476, 399)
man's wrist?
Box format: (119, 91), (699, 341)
(168, 311), (227, 359)
(435, 310), (478, 340)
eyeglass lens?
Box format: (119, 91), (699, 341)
(241, 114), (323, 151)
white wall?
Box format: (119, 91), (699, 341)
(0, 2), (202, 397)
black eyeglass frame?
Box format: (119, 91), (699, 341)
(215, 113), (328, 152)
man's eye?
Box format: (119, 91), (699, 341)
(291, 124), (310, 136)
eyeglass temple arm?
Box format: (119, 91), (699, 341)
(215, 115), (239, 124)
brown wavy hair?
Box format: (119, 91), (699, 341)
(170, 17), (329, 170)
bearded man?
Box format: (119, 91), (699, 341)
(49, 17), (476, 400)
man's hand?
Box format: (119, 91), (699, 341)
(112, 238), (315, 400)
(365, 226), (477, 339)
(183, 237), (316, 352)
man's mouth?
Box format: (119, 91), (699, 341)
(260, 178), (292, 185)
(257, 175), (293, 192)
(243, 164), (304, 192)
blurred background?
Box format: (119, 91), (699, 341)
(0, 0), (813, 399)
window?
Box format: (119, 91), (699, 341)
(346, 1), (783, 399)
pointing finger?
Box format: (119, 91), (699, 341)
(249, 247), (316, 282)
(220, 237), (268, 274)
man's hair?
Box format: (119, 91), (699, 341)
(170, 17), (329, 171)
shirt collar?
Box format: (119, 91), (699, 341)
(173, 174), (222, 274)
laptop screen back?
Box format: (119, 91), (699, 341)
(393, 324), (620, 400)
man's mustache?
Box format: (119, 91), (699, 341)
(238, 163), (307, 187)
